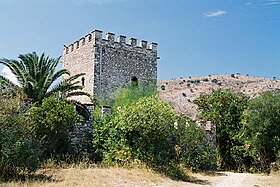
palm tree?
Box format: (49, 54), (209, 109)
(0, 52), (89, 103)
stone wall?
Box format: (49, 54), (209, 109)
(63, 29), (158, 103)
(69, 105), (94, 155)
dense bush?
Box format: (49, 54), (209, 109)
(174, 116), (216, 172)
(93, 86), (215, 174)
(243, 91), (280, 171)
(93, 95), (175, 166)
(194, 89), (249, 170)
(0, 112), (41, 179)
(30, 96), (82, 157)
(0, 91), (41, 180)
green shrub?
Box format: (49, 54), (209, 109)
(194, 89), (248, 170)
(0, 114), (42, 179)
(112, 83), (156, 110)
(174, 117), (216, 172)
(244, 91), (280, 171)
(30, 96), (82, 157)
(211, 79), (219, 84)
(93, 95), (175, 166)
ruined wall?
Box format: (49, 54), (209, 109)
(63, 29), (158, 103)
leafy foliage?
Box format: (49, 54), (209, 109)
(112, 83), (157, 109)
(30, 96), (82, 156)
(93, 95), (175, 166)
(174, 116), (216, 172)
(194, 89), (249, 170)
(243, 91), (280, 171)
(93, 88), (215, 175)
(0, 94), (42, 179)
(0, 52), (89, 103)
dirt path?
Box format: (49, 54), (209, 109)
(213, 172), (277, 187)
(214, 172), (249, 187)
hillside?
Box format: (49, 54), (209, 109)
(158, 74), (280, 119)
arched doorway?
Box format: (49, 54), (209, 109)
(131, 76), (138, 87)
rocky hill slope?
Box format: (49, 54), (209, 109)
(158, 74), (280, 119)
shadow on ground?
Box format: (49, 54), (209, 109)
(0, 172), (61, 183)
(153, 163), (212, 185)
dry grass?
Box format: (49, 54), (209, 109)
(1, 166), (224, 187)
(1, 166), (279, 187)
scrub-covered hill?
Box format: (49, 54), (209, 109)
(158, 74), (280, 119)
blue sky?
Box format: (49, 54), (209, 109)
(0, 0), (279, 80)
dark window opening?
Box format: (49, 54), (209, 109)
(131, 76), (138, 87)
(81, 77), (85, 87)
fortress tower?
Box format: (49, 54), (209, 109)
(63, 29), (158, 104)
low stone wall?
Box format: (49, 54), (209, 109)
(70, 121), (93, 155)
(69, 105), (94, 156)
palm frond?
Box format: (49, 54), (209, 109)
(0, 75), (21, 93)
(64, 73), (85, 83)
(52, 69), (70, 83)
(0, 59), (27, 85)
(1, 52), (89, 103)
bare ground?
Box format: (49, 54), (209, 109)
(1, 167), (279, 187)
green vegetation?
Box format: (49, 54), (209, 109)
(0, 52), (89, 180)
(194, 89), (249, 170)
(0, 53), (279, 180)
(92, 86), (214, 179)
(0, 52), (89, 103)
(93, 95), (175, 165)
(112, 83), (156, 109)
(194, 89), (280, 173)
(30, 96), (82, 157)
(175, 116), (216, 172)
(0, 93), (42, 180)
(243, 91), (280, 172)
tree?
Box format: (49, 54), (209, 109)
(0, 94), (42, 179)
(93, 94), (175, 166)
(174, 116), (216, 172)
(30, 96), (82, 156)
(0, 52), (89, 103)
(244, 91), (280, 171)
(194, 89), (248, 170)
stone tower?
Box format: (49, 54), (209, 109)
(63, 29), (158, 104)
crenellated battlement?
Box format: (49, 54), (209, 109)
(63, 28), (158, 105)
(64, 29), (158, 55)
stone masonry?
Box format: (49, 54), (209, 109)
(63, 29), (159, 103)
